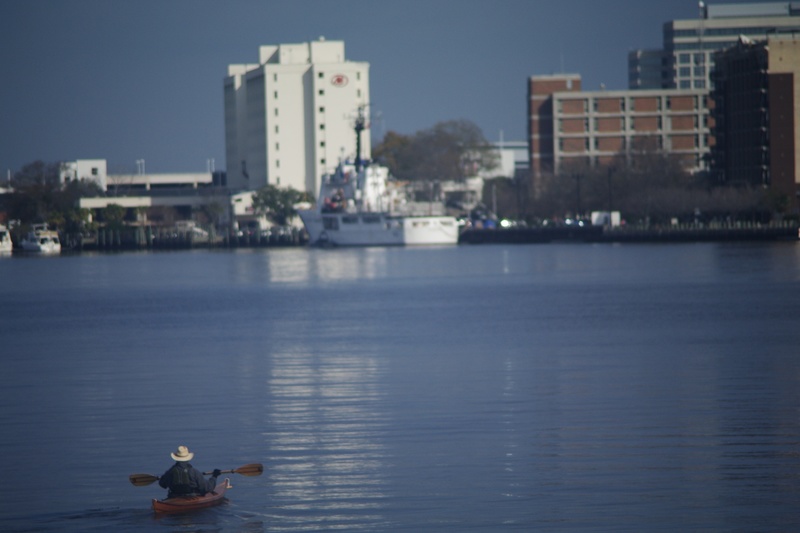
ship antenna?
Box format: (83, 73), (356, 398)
(354, 105), (366, 171)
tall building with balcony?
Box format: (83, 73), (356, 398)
(710, 33), (800, 210)
(224, 39), (370, 194)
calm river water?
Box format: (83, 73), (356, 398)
(2, 242), (800, 532)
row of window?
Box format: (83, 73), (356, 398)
(557, 134), (707, 151)
(558, 115), (707, 132)
(679, 79), (707, 89)
(557, 95), (704, 113)
(671, 26), (783, 39)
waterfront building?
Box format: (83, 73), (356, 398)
(59, 160), (107, 191)
(710, 33), (800, 210)
(224, 38), (370, 195)
(528, 74), (712, 189)
(630, 2), (800, 91)
(528, 74), (583, 184)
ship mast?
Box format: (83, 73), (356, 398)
(354, 105), (366, 171)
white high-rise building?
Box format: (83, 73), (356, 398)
(224, 38), (370, 194)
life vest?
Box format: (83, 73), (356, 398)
(169, 464), (194, 495)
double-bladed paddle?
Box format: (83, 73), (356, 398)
(129, 463), (264, 487)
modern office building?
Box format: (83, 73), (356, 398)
(529, 74), (712, 187)
(628, 49), (665, 90)
(710, 33), (800, 210)
(630, 2), (800, 91)
(224, 38), (370, 195)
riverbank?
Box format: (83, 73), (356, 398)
(459, 221), (800, 244)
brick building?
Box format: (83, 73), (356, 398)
(528, 74), (712, 193)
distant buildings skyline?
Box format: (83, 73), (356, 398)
(531, 1), (800, 212)
(629, 1), (800, 91)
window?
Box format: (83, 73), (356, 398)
(680, 80), (691, 89)
(274, 108), (279, 116)
(274, 91), (278, 99)
(319, 123), (325, 130)
(679, 53), (691, 64)
(91, 167), (98, 175)
(276, 160), (280, 168)
(275, 125), (279, 133)
(273, 74), (277, 82)
(319, 106), (325, 113)
(318, 72), (324, 78)
(680, 67), (691, 76)
(320, 141), (325, 147)
(275, 142), (279, 150)
(694, 80), (705, 89)
(318, 89), (325, 96)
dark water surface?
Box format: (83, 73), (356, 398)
(2, 243), (800, 531)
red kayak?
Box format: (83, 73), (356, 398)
(152, 478), (232, 513)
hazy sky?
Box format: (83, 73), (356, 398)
(0, 0), (753, 174)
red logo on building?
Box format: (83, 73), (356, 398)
(331, 74), (348, 87)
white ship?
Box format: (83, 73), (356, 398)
(297, 106), (459, 247)
(0, 225), (12, 254)
(297, 161), (459, 247)
(20, 224), (61, 254)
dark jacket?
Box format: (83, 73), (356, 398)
(159, 462), (217, 497)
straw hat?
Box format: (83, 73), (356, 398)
(170, 445), (194, 462)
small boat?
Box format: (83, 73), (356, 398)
(20, 224), (61, 254)
(0, 225), (12, 254)
(152, 478), (232, 513)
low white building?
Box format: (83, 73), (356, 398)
(60, 159), (107, 190)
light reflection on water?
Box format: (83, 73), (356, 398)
(264, 348), (389, 528)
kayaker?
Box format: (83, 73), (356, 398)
(159, 445), (222, 498)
